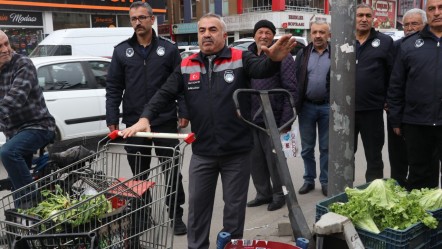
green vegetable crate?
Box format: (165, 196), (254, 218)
(429, 208), (442, 249)
(316, 186), (431, 249)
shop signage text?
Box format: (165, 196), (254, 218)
(0, 11), (43, 26)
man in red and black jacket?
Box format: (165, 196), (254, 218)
(121, 13), (297, 249)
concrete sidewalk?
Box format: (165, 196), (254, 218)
(172, 136), (391, 248)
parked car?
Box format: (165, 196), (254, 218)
(178, 45), (200, 53)
(0, 56), (113, 145)
(228, 35), (308, 60)
(180, 49), (200, 59)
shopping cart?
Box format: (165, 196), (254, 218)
(0, 131), (195, 249)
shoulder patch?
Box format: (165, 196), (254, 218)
(114, 38), (131, 48)
(159, 36), (176, 45)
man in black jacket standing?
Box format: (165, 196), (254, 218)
(388, 0), (442, 190)
(105, 2), (188, 235)
(121, 13), (297, 249)
(355, 3), (394, 182)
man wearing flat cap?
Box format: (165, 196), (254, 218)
(246, 19), (297, 211)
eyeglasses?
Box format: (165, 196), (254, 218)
(403, 22), (422, 28)
(130, 15), (152, 23)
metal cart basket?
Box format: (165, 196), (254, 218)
(0, 131), (195, 249)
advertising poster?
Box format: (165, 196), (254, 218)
(366, 0), (397, 29)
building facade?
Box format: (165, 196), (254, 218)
(0, 0), (165, 55)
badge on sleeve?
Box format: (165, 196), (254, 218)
(224, 70), (234, 83)
(156, 46), (165, 56)
(126, 48), (134, 57)
(371, 38), (380, 48)
(415, 39), (424, 48)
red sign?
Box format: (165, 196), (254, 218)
(366, 0), (397, 29)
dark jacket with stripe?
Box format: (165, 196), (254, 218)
(387, 25), (442, 127)
(106, 30), (186, 127)
(142, 46), (280, 156)
(356, 28), (394, 111)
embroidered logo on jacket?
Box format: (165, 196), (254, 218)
(157, 46), (165, 56)
(224, 70), (234, 83)
(415, 39), (424, 48)
(126, 48), (134, 57)
(188, 72), (201, 90)
(371, 39), (380, 48)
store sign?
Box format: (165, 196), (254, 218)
(158, 24), (171, 36)
(0, 0), (165, 12)
(0, 10), (43, 26)
(91, 15), (116, 28)
(366, 0), (397, 29)
(281, 13), (331, 30)
(172, 23), (198, 35)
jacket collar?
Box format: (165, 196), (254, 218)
(419, 24), (440, 39)
(192, 45), (231, 63)
(129, 29), (158, 47)
(248, 40), (276, 55)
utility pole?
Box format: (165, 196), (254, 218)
(328, 0), (357, 196)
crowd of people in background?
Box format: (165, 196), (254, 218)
(1, 0), (442, 248)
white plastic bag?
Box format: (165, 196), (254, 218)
(280, 124), (301, 158)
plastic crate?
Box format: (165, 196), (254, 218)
(316, 189), (431, 249)
(429, 208), (442, 249)
(224, 240), (301, 249)
(4, 204), (132, 249)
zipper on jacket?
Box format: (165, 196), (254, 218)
(207, 55), (215, 85)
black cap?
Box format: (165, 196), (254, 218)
(253, 19), (276, 36)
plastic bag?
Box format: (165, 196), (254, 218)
(280, 123), (301, 158)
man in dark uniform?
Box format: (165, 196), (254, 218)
(105, 1), (188, 235)
(355, 3), (394, 182)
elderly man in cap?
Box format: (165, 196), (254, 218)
(246, 19), (296, 211)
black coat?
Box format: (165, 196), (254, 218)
(387, 25), (442, 128)
(355, 28), (394, 111)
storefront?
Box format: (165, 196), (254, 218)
(172, 22), (198, 46)
(223, 11), (331, 43)
(0, 0), (166, 54)
(0, 10), (44, 56)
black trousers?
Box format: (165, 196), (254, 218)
(124, 120), (185, 219)
(403, 124), (441, 190)
(355, 110), (385, 182)
(387, 119), (409, 187)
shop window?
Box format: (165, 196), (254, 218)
(53, 12), (90, 30)
(3, 28), (43, 56)
(117, 15), (131, 27)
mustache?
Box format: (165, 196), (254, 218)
(202, 38), (213, 43)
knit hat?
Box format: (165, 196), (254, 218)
(253, 20), (276, 36)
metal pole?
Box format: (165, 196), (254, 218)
(328, 0), (357, 196)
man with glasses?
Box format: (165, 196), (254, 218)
(388, 0), (442, 190)
(106, 1), (189, 235)
(387, 8), (428, 188)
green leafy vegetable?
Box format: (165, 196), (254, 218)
(329, 179), (438, 233)
(19, 185), (112, 229)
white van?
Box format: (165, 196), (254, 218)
(29, 27), (135, 58)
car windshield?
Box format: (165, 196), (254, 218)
(30, 45), (73, 57)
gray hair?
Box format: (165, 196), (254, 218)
(199, 13), (227, 33)
(356, 3), (373, 11)
(403, 8), (427, 24)
(130, 1), (153, 16)
(310, 19), (331, 31)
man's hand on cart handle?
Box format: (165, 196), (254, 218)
(120, 118), (151, 138)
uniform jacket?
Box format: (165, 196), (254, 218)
(247, 42), (296, 127)
(356, 28), (394, 111)
(142, 46), (281, 156)
(106, 30), (186, 127)
(388, 25), (442, 128)
(294, 42), (331, 113)
(0, 53), (55, 138)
